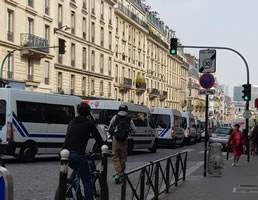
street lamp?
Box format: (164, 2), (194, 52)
(54, 25), (70, 34)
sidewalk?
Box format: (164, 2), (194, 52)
(162, 155), (258, 200)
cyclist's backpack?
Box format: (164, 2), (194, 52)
(113, 115), (131, 142)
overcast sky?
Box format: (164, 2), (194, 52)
(145, 0), (258, 97)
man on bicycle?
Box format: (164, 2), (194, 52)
(63, 102), (104, 200)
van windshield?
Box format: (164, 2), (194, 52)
(0, 100), (6, 126)
(152, 114), (170, 129)
(91, 109), (117, 125)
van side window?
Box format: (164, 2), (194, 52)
(182, 117), (187, 129)
(129, 111), (147, 127)
(17, 101), (46, 123)
(174, 115), (182, 128)
(47, 104), (75, 124)
(0, 100), (6, 126)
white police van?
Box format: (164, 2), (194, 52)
(181, 112), (197, 144)
(88, 100), (158, 154)
(0, 88), (106, 161)
(150, 107), (184, 147)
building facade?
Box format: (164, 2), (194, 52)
(0, 0), (188, 110)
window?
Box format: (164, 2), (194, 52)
(58, 72), (62, 92)
(7, 51), (13, 79)
(28, 0), (33, 8)
(116, 17), (118, 33)
(115, 64), (118, 82)
(128, 112), (147, 127)
(100, 1), (104, 19)
(91, 109), (117, 125)
(100, 27), (104, 47)
(91, 51), (95, 71)
(115, 44), (118, 58)
(108, 82), (111, 97)
(71, 75), (75, 94)
(91, 79), (95, 94)
(16, 101), (75, 124)
(28, 18), (34, 35)
(108, 31), (112, 50)
(0, 100), (6, 126)
(71, 11), (75, 34)
(100, 54), (104, 74)
(100, 81), (104, 96)
(27, 58), (33, 81)
(189, 89), (192, 97)
(45, 0), (49, 15)
(71, 43), (75, 67)
(58, 4), (63, 27)
(83, 47), (86, 70)
(83, 0), (87, 9)
(91, 22), (95, 43)
(44, 61), (49, 84)
(7, 10), (14, 41)
(82, 17), (86, 39)
(45, 25), (50, 45)
(152, 114), (170, 129)
(91, 0), (95, 14)
(108, 57), (112, 76)
(109, 7), (112, 24)
(82, 77), (86, 96)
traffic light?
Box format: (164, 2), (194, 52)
(58, 38), (66, 54)
(242, 84), (251, 101)
(170, 38), (178, 55)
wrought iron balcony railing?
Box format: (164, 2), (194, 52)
(149, 88), (160, 96)
(117, 2), (148, 30)
(20, 33), (49, 53)
(149, 32), (168, 49)
(136, 82), (147, 90)
(120, 77), (132, 87)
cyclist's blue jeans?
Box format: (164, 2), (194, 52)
(69, 152), (93, 200)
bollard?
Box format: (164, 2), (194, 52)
(208, 143), (224, 176)
(100, 145), (109, 200)
(0, 166), (13, 200)
(58, 149), (70, 200)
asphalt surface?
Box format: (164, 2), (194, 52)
(2, 142), (205, 200)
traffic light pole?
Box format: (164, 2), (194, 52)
(179, 45), (250, 163)
(0, 46), (58, 87)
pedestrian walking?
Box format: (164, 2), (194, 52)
(252, 125), (258, 154)
(63, 102), (104, 200)
(109, 105), (136, 184)
(226, 124), (246, 167)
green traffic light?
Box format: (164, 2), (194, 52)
(171, 49), (176, 54)
(244, 96), (249, 101)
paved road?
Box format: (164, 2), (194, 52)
(3, 142), (205, 200)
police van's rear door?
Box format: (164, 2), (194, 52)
(0, 99), (7, 144)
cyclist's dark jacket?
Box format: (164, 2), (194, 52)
(63, 116), (104, 154)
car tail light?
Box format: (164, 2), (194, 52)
(171, 128), (174, 135)
(157, 126), (161, 129)
(7, 122), (14, 143)
(187, 129), (190, 136)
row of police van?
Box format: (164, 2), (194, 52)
(0, 88), (207, 161)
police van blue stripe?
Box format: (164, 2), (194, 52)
(12, 112), (66, 139)
(160, 129), (168, 137)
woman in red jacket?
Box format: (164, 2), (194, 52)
(226, 124), (246, 167)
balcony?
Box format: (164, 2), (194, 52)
(148, 88), (159, 98)
(149, 32), (168, 49)
(187, 104), (194, 112)
(117, 2), (148, 31)
(119, 77), (132, 90)
(136, 82), (146, 93)
(7, 31), (13, 41)
(160, 91), (168, 100)
(20, 33), (49, 58)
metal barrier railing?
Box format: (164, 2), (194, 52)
(121, 152), (187, 200)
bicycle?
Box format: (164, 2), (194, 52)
(55, 153), (109, 200)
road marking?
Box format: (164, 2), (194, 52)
(186, 161), (204, 177)
(182, 149), (195, 153)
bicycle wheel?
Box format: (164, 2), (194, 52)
(54, 178), (84, 200)
(92, 172), (109, 200)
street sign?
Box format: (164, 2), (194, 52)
(200, 73), (215, 89)
(243, 110), (252, 119)
(199, 49), (216, 73)
(199, 89), (216, 95)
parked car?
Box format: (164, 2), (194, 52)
(209, 127), (233, 150)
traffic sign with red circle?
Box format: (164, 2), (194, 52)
(200, 73), (215, 89)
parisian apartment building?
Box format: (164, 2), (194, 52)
(0, 0), (190, 111)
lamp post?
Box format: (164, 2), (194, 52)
(54, 25), (70, 34)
